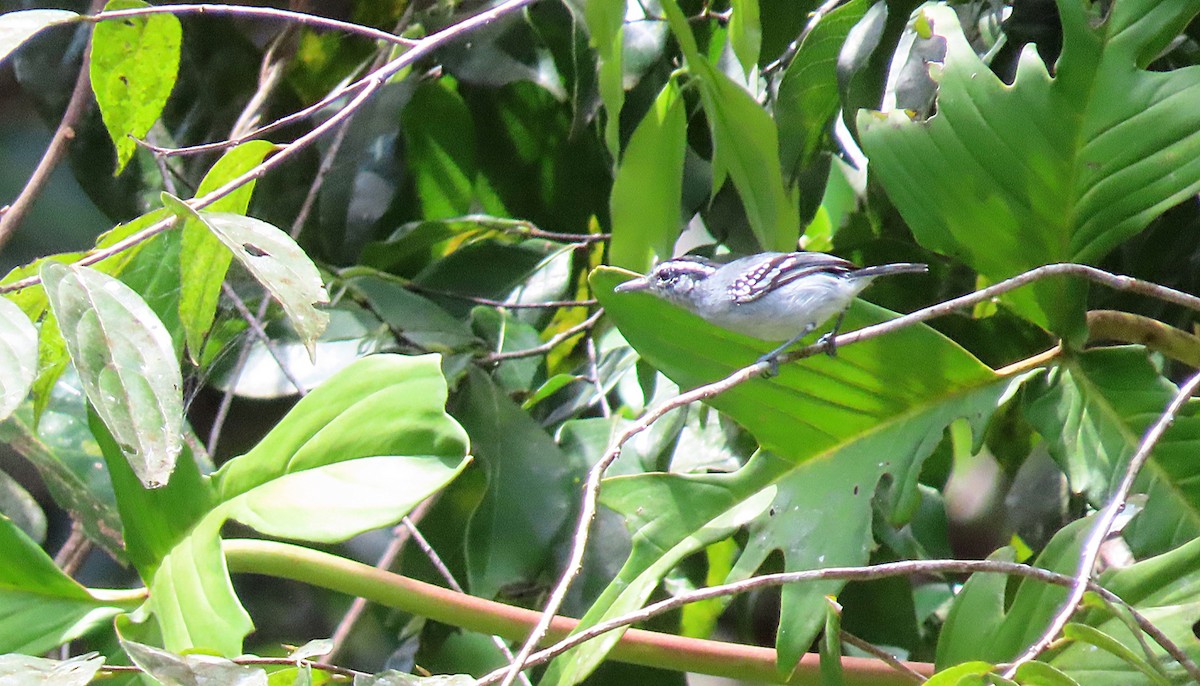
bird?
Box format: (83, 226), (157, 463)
(614, 251), (928, 374)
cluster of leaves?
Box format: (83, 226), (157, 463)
(2, 0), (1200, 685)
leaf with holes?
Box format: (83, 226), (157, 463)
(859, 2), (1200, 338)
(90, 0), (181, 173)
(179, 141), (277, 362)
(163, 193), (329, 359)
(41, 262), (182, 489)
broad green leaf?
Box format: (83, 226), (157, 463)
(1012, 662), (1081, 686)
(776, 0), (870, 183)
(41, 262), (182, 489)
(449, 369), (582, 599)
(90, 0), (181, 174)
(859, 2), (1200, 337)
(1023, 347), (1200, 557)
(659, 0), (799, 252)
(1061, 624), (1170, 686)
(120, 637), (268, 686)
(923, 662), (995, 686)
(937, 518), (1086, 668)
(0, 652), (104, 686)
(728, 0), (761, 76)
(819, 598), (845, 686)
(402, 81), (478, 219)
(162, 195), (330, 359)
(0, 514), (131, 654)
(0, 296), (37, 421)
(0, 9), (77, 64)
(583, 0), (625, 157)
(118, 354), (468, 655)
(179, 141), (277, 362)
(545, 268), (1009, 684)
(608, 80), (686, 270)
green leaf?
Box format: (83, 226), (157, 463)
(1060, 624), (1170, 686)
(90, 0), (181, 174)
(609, 80), (687, 270)
(0, 468), (46, 543)
(41, 262), (182, 489)
(449, 368), (583, 599)
(0, 296), (38, 421)
(1012, 662), (1081, 686)
(728, 0), (761, 76)
(128, 354), (468, 655)
(162, 194), (330, 359)
(179, 140), (277, 362)
(659, 0), (799, 252)
(776, 0), (870, 183)
(819, 598), (845, 686)
(0, 514), (130, 654)
(0, 653), (104, 686)
(0, 9), (77, 64)
(583, 0), (625, 158)
(859, 2), (1200, 337)
(403, 81), (479, 219)
(545, 268), (1009, 683)
(923, 662), (995, 686)
(1023, 347), (1200, 557)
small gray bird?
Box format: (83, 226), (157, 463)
(614, 251), (927, 373)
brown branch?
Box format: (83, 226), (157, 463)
(481, 309), (603, 363)
(1086, 310), (1200, 368)
(0, 0), (106, 253)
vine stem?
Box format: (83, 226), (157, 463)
(0, 0), (543, 295)
(498, 262), (1200, 686)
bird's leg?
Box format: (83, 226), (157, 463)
(756, 323), (816, 377)
(816, 310), (846, 358)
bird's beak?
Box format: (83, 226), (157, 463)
(614, 277), (651, 293)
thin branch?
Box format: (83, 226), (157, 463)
(99, 656), (368, 679)
(221, 283), (306, 396)
(1002, 365), (1200, 676)
(0, 0), (106, 252)
(839, 631), (926, 684)
(400, 518), (533, 686)
(762, 0), (846, 76)
(0, 0), (544, 295)
(454, 214), (610, 243)
(481, 309), (603, 363)
(586, 336), (612, 418)
(83, 4), (417, 47)
(498, 262), (1200, 686)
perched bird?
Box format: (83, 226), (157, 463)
(614, 251), (927, 373)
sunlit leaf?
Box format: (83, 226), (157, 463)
(0, 652), (104, 686)
(609, 80), (686, 271)
(41, 261), (182, 488)
(163, 194), (330, 359)
(0, 9), (77, 65)
(179, 140), (277, 362)
(90, 0), (181, 173)
(0, 296), (37, 421)
(120, 636), (268, 686)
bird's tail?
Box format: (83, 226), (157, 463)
(850, 263), (928, 279)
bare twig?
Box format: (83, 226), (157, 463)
(839, 631), (926, 683)
(0, 0), (106, 252)
(400, 518), (533, 686)
(497, 262), (1200, 686)
(220, 282), (306, 395)
(83, 4), (417, 47)
(0, 0), (544, 295)
(586, 337), (611, 418)
(482, 309), (603, 363)
(53, 522), (92, 576)
(1002, 366), (1200, 677)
